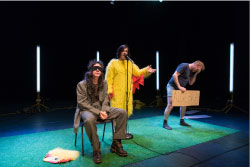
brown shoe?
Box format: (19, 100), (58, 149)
(110, 139), (128, 157)
(93, 143), (102, 164)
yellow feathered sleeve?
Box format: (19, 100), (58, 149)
(132, 63), (151, 78)
(105, 59), (115, 95)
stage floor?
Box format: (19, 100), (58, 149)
(0, 102), (249, 167)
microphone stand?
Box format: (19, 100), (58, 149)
(125, 55), (134, 140)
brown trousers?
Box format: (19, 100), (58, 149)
(81, 107), (127, 151)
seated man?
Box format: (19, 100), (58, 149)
(73, 59), (128, 164)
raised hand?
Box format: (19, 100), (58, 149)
(147, 65), (156, 73)
(196, 67), (201, 74)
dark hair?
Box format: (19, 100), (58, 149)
(116, 44), (130, 59)
(84, 59), (105, 102)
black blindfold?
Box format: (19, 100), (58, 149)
(92, 66), (103, 72)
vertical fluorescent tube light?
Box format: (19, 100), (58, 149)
(37, 45), (40, 93)
(156, 51), (159, 91)
(96, 51), (100, 61)
(229, 43), (234, 93)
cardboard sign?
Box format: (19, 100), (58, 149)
(172, 90), (200, 106)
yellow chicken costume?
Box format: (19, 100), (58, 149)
(43, 148), (80, 164)
(105, 59), (151, 117)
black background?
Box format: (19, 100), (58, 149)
(0, 1), (248, 112)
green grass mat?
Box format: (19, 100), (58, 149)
(0, 115), (238, 167)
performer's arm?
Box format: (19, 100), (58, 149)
(101, 81), (110, 113)
(189, 69), (201, 85)
(105, 60), (114, 97)
(173, 71), (186, 92)
(132, 63), (155, 78)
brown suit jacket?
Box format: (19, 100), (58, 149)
(73, 80), (110, 133)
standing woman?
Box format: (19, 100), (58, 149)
(105, 44), (156, 138)
(74, 60), (128, 164)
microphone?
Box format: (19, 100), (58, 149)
(125, 54), (134, 63)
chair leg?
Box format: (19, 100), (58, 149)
(75, 133), (77, 146)
(111, 121), (114, 140)
(81, 125), (84, 156)
(102, 123), (106, 141)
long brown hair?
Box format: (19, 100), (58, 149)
(84, 59), (104, 102)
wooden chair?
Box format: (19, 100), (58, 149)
(74, 119), (114, 155)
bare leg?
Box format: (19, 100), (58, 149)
(180, 106), (187, 119)
(164, 96), (173, 120)
(180, 106), (191, 127)
(163, 96), (173, 130)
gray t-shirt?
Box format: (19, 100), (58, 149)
(168, 63), (194, 89)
